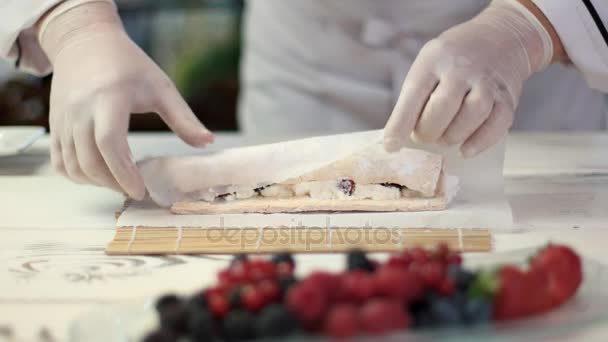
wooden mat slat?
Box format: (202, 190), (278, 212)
(106, 227), (491, 255)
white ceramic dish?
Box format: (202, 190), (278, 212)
(0, 126), (45, 156)
(69, 248), (608, 342)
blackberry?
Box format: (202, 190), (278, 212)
(155, 294), (188, 336)
(187, 307), (215, 342)
(277, 274), (298, 298)
(158, 303), (189, 336)
(409, 294), (436, 328)
(447, 264), (476, 290)
(228, 286), (243, 310)
(337, 179), (356, 196)
(186, 294), (208, 312)
(222, 310), (255, 341)
(155, 294), (180, 314)
(230, 254), (249, 267)
(463, 297), (492, 325)
(346, 249), (375, 272)
(271, 252), (295, 266)
(254, 304), (299, 338)
(142, 329), (177, 342)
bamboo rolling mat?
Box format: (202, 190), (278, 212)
(106, 226), (492, 255)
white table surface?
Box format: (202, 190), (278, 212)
(1, 132), (608, 342)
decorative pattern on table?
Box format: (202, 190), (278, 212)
(3, 241), (228, 284)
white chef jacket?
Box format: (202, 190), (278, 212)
(1, 0), (607, 132)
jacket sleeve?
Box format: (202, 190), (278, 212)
(532, 0), (608, 92)
(0, 0), (64, 76)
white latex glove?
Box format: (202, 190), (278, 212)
(384, 0), (553, 158)
(39, 0), (213, 200)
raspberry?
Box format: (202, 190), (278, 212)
(249, 259), (277, 281)
(217, 268), (233, 287)
(338, 179), (356, 196)
(447, 253), (463, 265)
(304, 271), (341, 300)
(434, 243), (450, 261)
(386, 253), (412, 268)
(229, 261), (251, 283)
(258, 279), (281, 303)
(420, 261), (445, 288)
(374, 265), (424, 302)
(324, 304), (359, 338)
(340, 270), (376, 303)
(358, 299), (411, 335)
(277, 261), (295, 276)
(437, 277), (456, 296)
(241, 285), (266, 312)
(410, 247), (429, 263)
(208, 292), (229, 317)
(286, 282), (329, 323)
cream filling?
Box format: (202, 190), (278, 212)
(198, 180), (425, 202)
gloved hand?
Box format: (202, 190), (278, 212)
(384, 0), (553, 157)
(39, 0), (213, 200)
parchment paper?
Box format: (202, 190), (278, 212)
(117, 130), (513, 230)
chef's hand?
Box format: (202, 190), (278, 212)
(384, 0), (559, 157)
(39, 0), (213, 200)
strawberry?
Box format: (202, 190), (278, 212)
(492, 265), (529, 320)
(374, 265), (424, 302)
(524, 267), (553, 314)
(530, 244), (582, 306)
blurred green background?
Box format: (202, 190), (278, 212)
(0, 0), (244, 131)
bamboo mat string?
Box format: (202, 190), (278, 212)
(457, 228), (464, 250)
(126, 225), (137, 255)
(255, 227), (264, 251)
(175, 226), (183, 254)
(325, 217), (332, 250)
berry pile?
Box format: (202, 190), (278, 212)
(143, 244), (582, 341)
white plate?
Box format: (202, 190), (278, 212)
(68, 248), (608, 342)
(0, 126), (45, 156)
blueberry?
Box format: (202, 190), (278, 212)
(271, 252), (294, 265)
(142, 329), (177, 342)
(254, 304), (299, 338)
(277, 274), (298, 298)
(228, 286), (243, 310)
(464, 297), (492, 325)
(430, 297), (465, 326)
(155, 294), (181, 314)
(347, 249), (375, 272)
(337, 179), (356, 196)
(188, 307), (215, 342)
(222, 310), (255, 341)
(447, 265), (476, 291)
